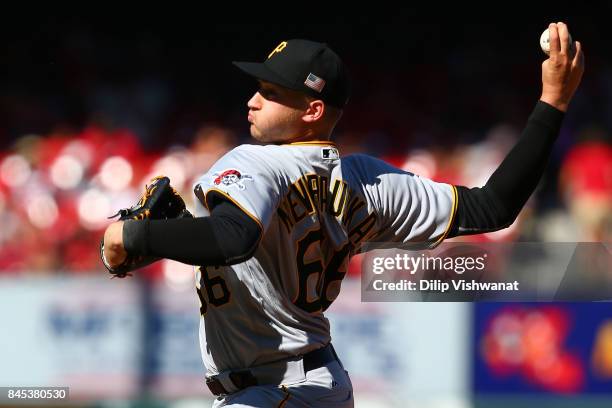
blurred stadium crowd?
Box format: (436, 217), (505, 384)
(0, 123), (238, 277)
(1, 115), (608, 280)
(0, 19), (610, 281)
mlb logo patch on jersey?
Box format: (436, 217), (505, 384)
(213, 169), (253, 190)
(321, 147), (339, 161)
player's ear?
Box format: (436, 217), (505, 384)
(302, 100), (325, 123)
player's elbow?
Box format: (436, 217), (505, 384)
(484, 187), (518, 230)
(451, 185), (520, 237)
(213, 213), (262, 265)
(223, 233), (261, 265)
(499, 208), (520, 230)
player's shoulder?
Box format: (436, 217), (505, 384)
(343, 153), (402, 175)
(210, 144), (293, 180)
(344, 153), (390, 166)
(341, 153), (424, 193)
(216, 144), (282, 163)
(232, 143), (281, 153)
(223, 144), (287, 160)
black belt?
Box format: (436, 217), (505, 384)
(206, 343), (338, 396)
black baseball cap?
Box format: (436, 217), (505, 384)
(233, 39), (350, 109)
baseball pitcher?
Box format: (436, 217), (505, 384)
(102, 23), (584, 407)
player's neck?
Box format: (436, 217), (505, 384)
(287, 135), (331, 144)
(286, 128), (332, 144)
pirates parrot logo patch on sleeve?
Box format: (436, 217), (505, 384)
(212, 169), (254, 190)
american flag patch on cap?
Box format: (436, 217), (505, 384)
(304, 73), (326, 93)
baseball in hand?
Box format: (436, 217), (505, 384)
(540, 27), (573, 56)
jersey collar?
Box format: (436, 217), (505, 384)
(286, 140), (337, 147)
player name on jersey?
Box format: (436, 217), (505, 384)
(277, 174), (376, 248)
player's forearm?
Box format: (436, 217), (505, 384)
(449, 100), (564, 236)
(486, 101), (564, 220)
(122, 201), (261, 266)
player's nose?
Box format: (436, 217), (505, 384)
(247, 92), (262, 110)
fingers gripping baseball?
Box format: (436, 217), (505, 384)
(540, 22), (585, 112)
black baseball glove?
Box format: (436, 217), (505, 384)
(100, 175), (192, 278)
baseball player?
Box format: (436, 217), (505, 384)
(103, 22), (584, 407)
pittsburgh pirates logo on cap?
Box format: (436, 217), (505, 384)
(234, 39), (351, 108)
(268, 41), (287, 59)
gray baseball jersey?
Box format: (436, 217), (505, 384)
(192, 141), (456, 376)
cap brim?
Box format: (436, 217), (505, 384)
(233, 61), (295, 90)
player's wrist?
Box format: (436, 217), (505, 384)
(100, 243), (118, 270)
(539, 93), (569, 112)
(103, 221), (127, 267)
(103, 246), (127, 269)
(104, 221), (125, 248)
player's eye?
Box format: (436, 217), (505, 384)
(259, 88), (276, 100)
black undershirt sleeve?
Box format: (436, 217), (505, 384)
(122, 199), (262, 266)
(448, 100), (565, 237)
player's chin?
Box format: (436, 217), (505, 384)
(250, 126), (267, 142)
